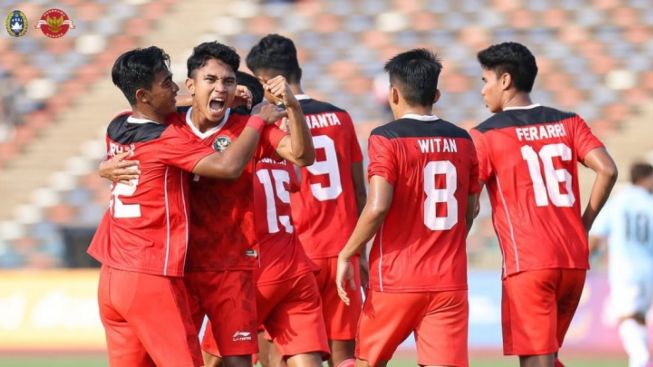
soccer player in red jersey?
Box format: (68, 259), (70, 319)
(469, 42), (618, 367)
(336, 49), (480, 367)
(246, 34), (367, 367)
(88, 46), (285, 367)
(180, 42), (314, 367)
(203, 153), (330, 367)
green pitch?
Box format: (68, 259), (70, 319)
(0, 355), (627, 367)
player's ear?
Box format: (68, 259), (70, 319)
(135, 88), (148, 104)
(433, 89), (441, 104)
(390, 86), (400, 105)
(185, 78), (195, 96)
(500, 72), (512, 91)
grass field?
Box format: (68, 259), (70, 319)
(0, 354), (627, 367)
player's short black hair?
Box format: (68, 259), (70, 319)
(111, 46), (170, 106)
(477, 42), (538, 93)
(630, 162), (653, 184)
(246, 34), (302, 84)
(384, 48), (442, 107)
(187, 41), (240, 78)
(234, 71), (264, 115)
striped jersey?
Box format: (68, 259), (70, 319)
(367, 114), (480, 292)
(470, 104), (604, 278)
(88, 113), (214, 277)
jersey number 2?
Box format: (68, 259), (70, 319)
(111, 180), (141, 218)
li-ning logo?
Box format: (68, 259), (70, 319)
(35, 9), (75, 38)
(6, 10), (27, 37)
(232, 331), (252, 342)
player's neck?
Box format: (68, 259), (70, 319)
(189, 106), (220, 132)
(501, 92), (533, 111)
(395, 105), (433, 119)
(289, 83), (304, 96)
(132, 107), (165, 124)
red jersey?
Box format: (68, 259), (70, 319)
(290, 96), (364, 259)
(470, 105), (605, 277)
(367, 115), (480, 292)
(181, 107), (286, 272)
(88, 114), (214, 277)
(253, 158), (316, 285)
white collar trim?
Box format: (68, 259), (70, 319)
(295, 94), (311, 101)
(126, 116), (159, 124)
(503, 104), (541, 111)
(185, 107), (231, 139)
(401, 113), (440, 121)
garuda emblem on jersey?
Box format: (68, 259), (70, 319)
(6, 10), (27, 37)
(213, 136), (231, 152)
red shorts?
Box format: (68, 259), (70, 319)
(97, 265), (202, 367)
(356, 289), (468, 367)
(313, 256), (362, 340)
(501, 268), (586, 355)
(186, 270), (258, 356)
(257, 272), (329, 359)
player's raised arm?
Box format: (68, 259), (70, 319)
(336, 175), (393, 305)
(192, 101), (287, 179)
(264, 76), (315, 166)
(581, 147), (618, 231)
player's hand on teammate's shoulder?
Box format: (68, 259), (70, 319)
(261, 75), (299, 110)
(252, 100), (288, 125)
(99, 151), (140, 185)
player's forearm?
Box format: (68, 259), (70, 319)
(351, 162), (367, 216)
(465, 194), (478, 234)
(286, 105), (315, 166)
(193, 118), (262, 179)
(581, 148), (618, 231)
(339, 206), (387, 260)
(582, 171), (617, 231)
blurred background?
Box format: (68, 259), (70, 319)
(0, 0), (652, 365)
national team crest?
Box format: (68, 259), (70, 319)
(35, 9), (75, 38)
(213, 136), (231, 152)
(5, 10), (27, 37)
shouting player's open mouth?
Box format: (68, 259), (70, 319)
(209, 98), (226, 118)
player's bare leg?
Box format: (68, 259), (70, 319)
(285, 352), (322, 367)
(354, 358), (386, 367)
(258, 331), (271, 367)
(203, 351), (222, 367)
(519, 353), (555, 367)
(204, 354), (252, 367)
(329, 340), (355, 367)
(267, 341), (286, 367)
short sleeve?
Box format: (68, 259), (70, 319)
(258, 123), (288, 160)
(344, 114), (363, 163)
(367, 134), (397, 185)
(572, 116), (604, 162)
(468, 140), (481, 194)
(158, 125), (215, 172)
(469, 128), (492, 184)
